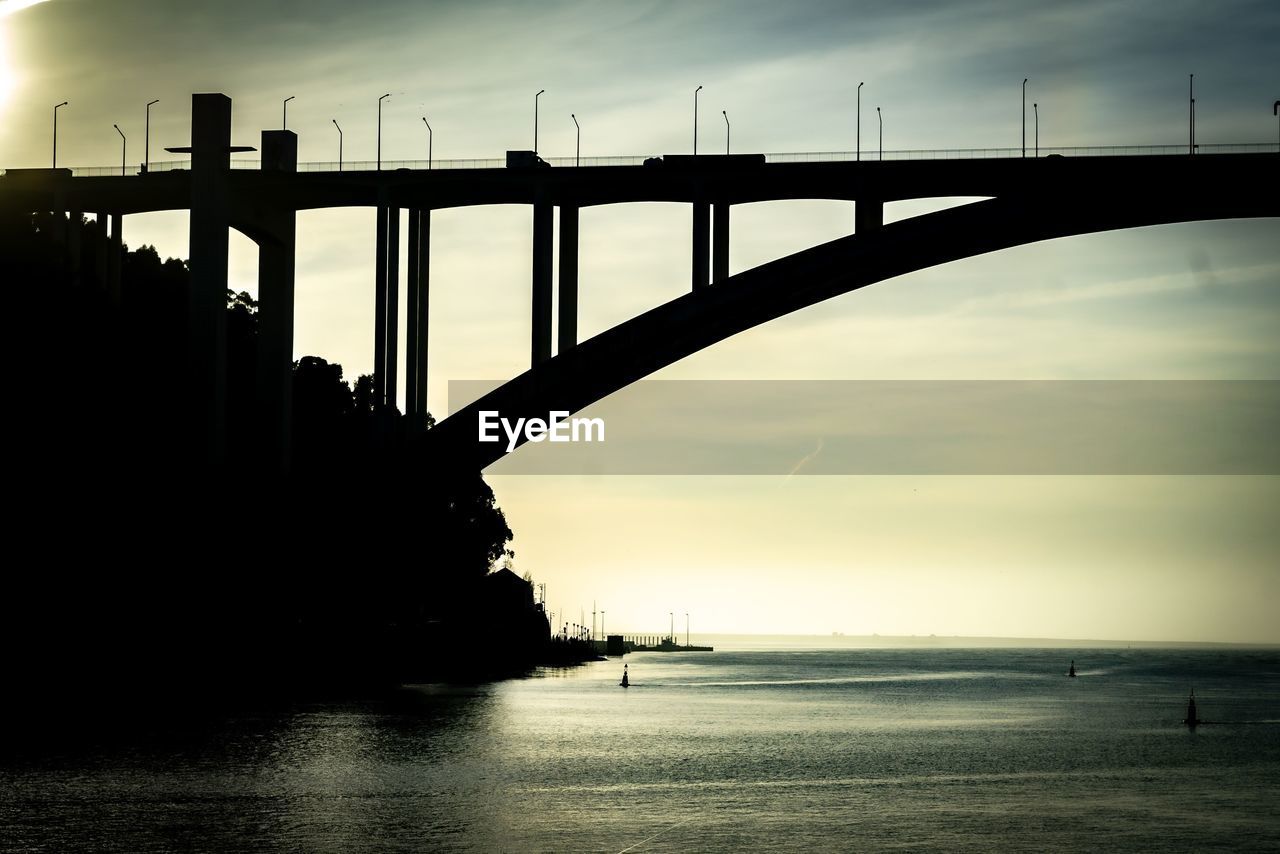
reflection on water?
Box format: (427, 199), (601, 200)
(3, 648), (1279, 852)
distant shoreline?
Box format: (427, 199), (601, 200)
(667, 634), (1280, 651)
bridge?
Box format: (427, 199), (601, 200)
(3, 93), (1276, 472)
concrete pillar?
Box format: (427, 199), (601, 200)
(856, 198), (883, 234)
(692, 199), (710, 290)
(373, 201), (387, 411)
(558, 204), (579, 353)
(386, 206), (400, 412)
(94, 212), (108, 289)
(712, 201), (729, 285)
(532, 198), (553, 365)
(406, 207), (420, 421)
(67, 212), (82, 288)
(188, 93), (232, 466)
(414, 210), (430, 427)
(256, 130), (297, 472)
(108, 213), (122, 303)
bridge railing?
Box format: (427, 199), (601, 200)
(23, 142), (1278, 177)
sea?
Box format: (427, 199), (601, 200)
(3, 642), (1279, 852)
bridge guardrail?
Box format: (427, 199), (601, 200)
(12, 142), (1276, 178)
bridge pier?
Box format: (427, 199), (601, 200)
(67, 211), (81, 287)
(856, 198), (883, 234)
(692, 198), (710, 290)
(387, 206), (400, 412)
(558, 204), (579, 352)
(374, 199), (388, 412)
(532, 197), (553, 365)
(713, 201), (730, 285)
(108, 212), (122, 303)
(256, 130), (297, 471)
(93, 212), (108, 289)
(186, 93), (233, 466)
(405, 207), (431, 428)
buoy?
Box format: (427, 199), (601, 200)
(620, 663), (629, 688)
(1068, 660), (1077, 678)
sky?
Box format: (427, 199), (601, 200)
(2, 0), (1278, 642)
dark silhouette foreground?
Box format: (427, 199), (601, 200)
(2, 212), (550, 720)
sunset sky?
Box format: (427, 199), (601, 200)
(3, 0), (1277, 642)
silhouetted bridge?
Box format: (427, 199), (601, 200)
(3, 93), (1276, 471)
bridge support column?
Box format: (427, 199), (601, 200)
(713, 201), (729, 285)
(67, 212), (82, 288)
(415, 210), (431, 427)
(856, 198), (883, 234)
(406, 208), (431, 428)
(558, 204), (578, 352)
(256, 130), (297, 472)
(532, 198), (553, 365)
(692, 199), (710, 290)
(374, 200), (388, 413)
(94, 212), (108, 289)
(187, 93), (233, 466)
(387, 206), (400, 412)
(108, 213), (122, 304)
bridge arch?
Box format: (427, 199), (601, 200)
(424, 182), (1279, 471)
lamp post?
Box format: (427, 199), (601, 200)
(283, 95), (295, 130)
(534, 89), (545, 153)
(113, 124), (126, 176)
(332, 119), (342, 171)
(877, 106), (882, 160)
(377, 92), (391, 170)
(694, 85), (702, 154)
(422, 117), (432, 169)
(571, 113), (579, 166)
(722, 110), (729, 154)
(857, 81), (864, 161)
(1022, 78), (1028, 157)
(1189, 74), (1195, 155)
(53, 101), (67, 169)
(1274, 101), (1279, 152)
(1034, 102), (1038, 157)
(144, 99), (158, 173)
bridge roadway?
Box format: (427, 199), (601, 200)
(3, 151), (1273, 217)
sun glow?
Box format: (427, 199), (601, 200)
(0, 1), (51, 19)
(0, 34), (14, 111)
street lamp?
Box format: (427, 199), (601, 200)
(877, 106), (882, 160)
(722, 110), (729, 154)
(693, 85), (702, 155)
(534, 89), (545, 153)
(857, 81), (864, 161)
(53, 101), (68, 169)
(1034, 102), (1038, 157)
(1274, 100), (1279, 152)
(113, 124), (126, 176)
(1022, 78), (1028, 157)
(144, 99), (158, 173)
(422, 117), (432, 169)
(332, 119), (342, 171)
(571, 113), (579, 166)
(283, 95), (295, 130)
(1189, 74), (1195, 155)
(377, 92), (391, 170)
